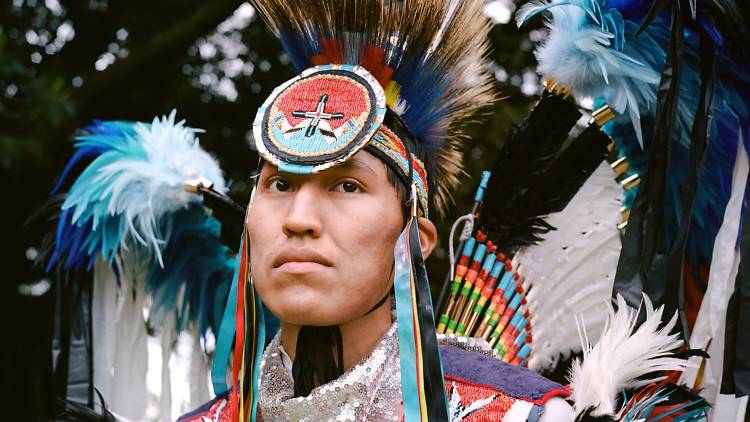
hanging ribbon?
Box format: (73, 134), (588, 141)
(211, 236), (243, 394)
(723, 124), (750, 396)
(394, 185), (448, 422)
(229, 230), (266, 422)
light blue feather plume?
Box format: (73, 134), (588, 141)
(48, 110), (237, 338)
(520, 0), (750, 272)
(146, 205), (235, 336)
(50, 110), (226, 270)
(517, 0), (664, 147)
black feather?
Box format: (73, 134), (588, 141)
(478, 92), (612, 250)
(525, 123), (612, 215)
(574, 407), (618, 422)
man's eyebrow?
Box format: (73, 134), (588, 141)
(334, 157), (378, 175)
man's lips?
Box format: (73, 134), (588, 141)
(273, 248), (333, 273)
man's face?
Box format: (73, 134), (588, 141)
(248, 150), (403, 326)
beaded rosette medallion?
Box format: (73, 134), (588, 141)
(253, 64), (386, 174)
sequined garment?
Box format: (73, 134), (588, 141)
(257, 325), (402, 421)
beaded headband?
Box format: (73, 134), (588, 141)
(253, 64), (430, 216)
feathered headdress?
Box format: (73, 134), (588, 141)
(251, 0), (495, 213)
(213, 2), (497, 421)
(434, 89), (623, 376)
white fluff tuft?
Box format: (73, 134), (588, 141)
(117, 111), (225, 259)
(569, 294), (689, 417)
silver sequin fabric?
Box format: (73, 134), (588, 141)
(258, 324), (403, 421)
(437, 333), (497, 357)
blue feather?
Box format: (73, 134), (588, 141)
(47, 111), (242, 340)
(518, 0), (666, 147)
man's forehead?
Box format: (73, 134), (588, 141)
(332, 151), (382, 174)
(263, 150), (385, 178)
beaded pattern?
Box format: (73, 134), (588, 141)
(180, 324), (555, 421)
(369, 125), (430, 216)
(253, 325), (543, 421)
(253, 65), (386, 173)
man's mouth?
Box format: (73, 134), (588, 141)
(273, 248), (333, 274)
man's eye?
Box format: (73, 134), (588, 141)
(334, 181), (361, 193)
(269, 178), (291, 192)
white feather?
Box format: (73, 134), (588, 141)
(569, 294), (690, 417)
(160, 313), (176, 422)
(92, 258), (118, 413)
(108, 261), (149, 421)
(188, 329), (212, 411)
(514, 162), (622, 371)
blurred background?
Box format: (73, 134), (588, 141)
(0, 0), (544, 419)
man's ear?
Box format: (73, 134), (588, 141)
(416, 217), (438, 259)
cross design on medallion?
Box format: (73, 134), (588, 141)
(292, 94), (345, 138)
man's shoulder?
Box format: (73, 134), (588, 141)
(440, 343), (571, 421)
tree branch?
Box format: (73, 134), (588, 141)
(74, 0), (245, 112)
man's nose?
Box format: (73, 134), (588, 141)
(282, 184), (323, 238)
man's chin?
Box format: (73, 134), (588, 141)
(262, 284), (342, 324)
(273, 304), (344, 326)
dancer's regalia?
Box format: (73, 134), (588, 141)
(41, 0), (750, 421)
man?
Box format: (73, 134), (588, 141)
(179, 1), (575, 420)
(181, 127), (573, 422)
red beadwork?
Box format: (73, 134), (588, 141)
(277, 76), (369, 131)
(446, 377), (518, 421)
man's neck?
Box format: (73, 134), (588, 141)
(280, 296), (393, 370)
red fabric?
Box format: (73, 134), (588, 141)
(445, 378), (517, 421)
(181, 393), (233, 422)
